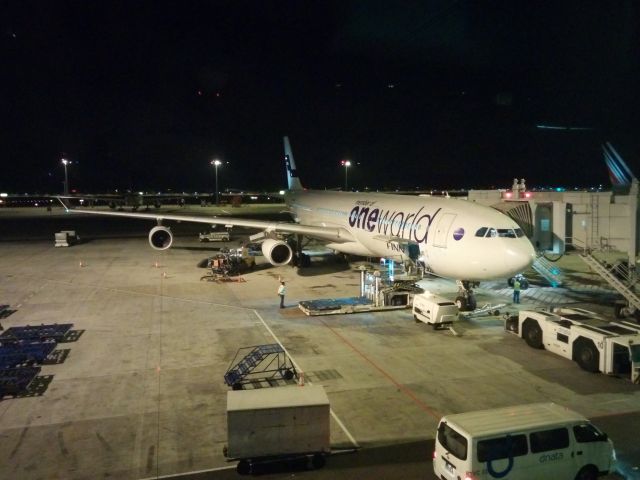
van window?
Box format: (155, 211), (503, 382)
(438, 423), (468, 460)
(530, 427), (569, 453)
(573, 424), (607, 443)
(477, 434), (528, 462)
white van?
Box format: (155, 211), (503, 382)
(433, 403), (615, 480)
(413, 293), (458, 329)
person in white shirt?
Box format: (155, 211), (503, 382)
(278, 281), (286, 308)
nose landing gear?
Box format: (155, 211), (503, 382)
(455, 280), (478, 311)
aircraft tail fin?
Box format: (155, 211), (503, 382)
(284, 136), (303, 191)
(602, 142), (636, 188)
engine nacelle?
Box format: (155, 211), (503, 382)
(261, 238), (293, 266)
(149, 226), (173, 250)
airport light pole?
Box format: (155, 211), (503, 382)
(211, 159), (222, 205)
(341, 160), (351, 191)
(61, 158), (70, 195)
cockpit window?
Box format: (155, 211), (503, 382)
(497, 229), (516, 238)
(476, 227), (525, 238)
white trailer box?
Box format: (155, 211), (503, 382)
(226, 385), (330, 460)
(412, 292), (459, 328)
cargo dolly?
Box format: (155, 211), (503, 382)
(0, 323), (73, 343)
(0, 366), (41, 398)
(0, 341), (57, 368)
(224, 344), (297, 390)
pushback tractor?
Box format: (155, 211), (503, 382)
(505, 307), (640, 383)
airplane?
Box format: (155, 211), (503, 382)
(58, 137), (536, 310)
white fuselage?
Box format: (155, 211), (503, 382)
(286, 190), (535, 280)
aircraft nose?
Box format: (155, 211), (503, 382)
(505, 240), (536, 276)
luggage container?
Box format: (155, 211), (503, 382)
(225, 385), (330, 474)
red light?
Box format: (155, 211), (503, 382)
(432, 450), (437, 460)
(464, 472), (478, 480)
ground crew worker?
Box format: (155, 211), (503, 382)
(278, 281), (286, 308)
(513, 278), (521, 304)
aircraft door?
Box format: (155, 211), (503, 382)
(432, 213), (456, 248)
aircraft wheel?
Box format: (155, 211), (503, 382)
(522, 320), (543, 349)
(455, 296), (467, 311)
(575, 340), (599, 373)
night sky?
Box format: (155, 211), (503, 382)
(2, 1), (639, 194)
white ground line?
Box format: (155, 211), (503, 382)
(252, 309), (360, 449)
(138, 464), (236, 480)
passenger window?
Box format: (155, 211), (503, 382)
(475, 227), (488, 237)
(477, 434), (528, 462)
(437, 423), (468, 460)
(573, 424), (607, 443)
(530, 428), (569, 453)
(486, 228), (497, 238)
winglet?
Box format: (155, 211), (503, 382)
(284, 136), (303, 190)
(602, 142), (636, 187)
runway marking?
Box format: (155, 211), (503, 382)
(252, 309), (360, 449)
(319, 318), (441, 420)
(39, 280), (361, 448)
(138, 464), (236, 479)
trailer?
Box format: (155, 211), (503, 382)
(506, 307), (640, 383)
(225, 385), (330, 474)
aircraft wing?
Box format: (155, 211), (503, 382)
(57, 199), (355, 243)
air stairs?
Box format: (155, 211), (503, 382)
(579, 253), (640, 317)
(532, 256), (563, 287)
(223, 344), (296, 390)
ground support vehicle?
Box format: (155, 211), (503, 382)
(225, 385), (330, 474)
(199, 230), (230, 242)
(412, 292), (459, 329)
(506, 307), (640, 382)
(434, 402), (615, 480)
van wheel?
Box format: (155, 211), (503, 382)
(575, 465), (598, 480)
(522, 320), (543, 349)
(575, 340), (600, 373)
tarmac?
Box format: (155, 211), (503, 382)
(0, 205), (639, 480)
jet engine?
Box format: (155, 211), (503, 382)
(149, 226), (173, 250)
(261, 238), (293, 266)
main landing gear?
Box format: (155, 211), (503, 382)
(455, 280), (478, 312)
(289, 234), (311, 268)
